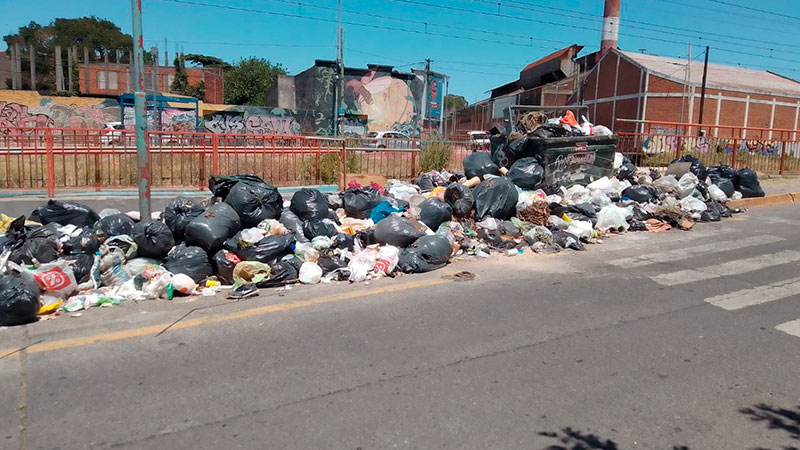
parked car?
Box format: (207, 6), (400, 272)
(100, 122), (126, 146)
(362, 131), (418, 150)
(467, 131), (490, 149)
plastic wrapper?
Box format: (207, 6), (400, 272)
(131, 220), (175, 259)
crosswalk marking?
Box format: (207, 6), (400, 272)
(608, 235), (785, 268)
(776, 320), (800, 338)
(704, 276), (800, 310)
(651, 250), (800, 286)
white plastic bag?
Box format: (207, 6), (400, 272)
(679, 196), (708, 212)
(613, 152), (624, 170)
(172, 273), (196, 295)
(677, 173), (699, 199)
(30, 261), (78, 298)
(299, 262), (323, 284)
(294, 242), (320, 262)
(594, 125), (613, 136)
(567, 220), (593, 239)
(348, 246), (378, 282)
(373, 245), (399, 275)
(595, 205), (633, 232)
(240, 228), (265, 245)
(654, 174), (679, 191)
(591, 191), (612, 207)
(707, 184), (728, 202)
(587, 176), (622, 197)
(562, 185), (592, 205)
(311, 235), (333, 250)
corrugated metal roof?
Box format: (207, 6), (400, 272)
(620, 50), (800, 97)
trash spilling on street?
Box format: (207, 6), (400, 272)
(0, 115), (759, 327)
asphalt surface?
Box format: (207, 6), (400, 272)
(2, 203), (799, 450)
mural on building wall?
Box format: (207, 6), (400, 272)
(343, 68), (421, 136)
(202, 107), (323, 136)
(123, 106), (198, 132)
(0, 95), (119, 132)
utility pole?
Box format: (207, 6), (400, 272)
(680, 43), (690, 124)
(697, 46), (710, 132)
(333, 0), (344, 137)
(131, 0), (151, 218)
(29, 45), (36, 91)
(422, 58), (431, 136)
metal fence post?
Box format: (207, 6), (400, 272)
(45, 129), (55, 197)
(731, 139), (738, 169)
(340, 139), (347, 189)
(212, 133), (220, 174)
(779, 142), (786, 175)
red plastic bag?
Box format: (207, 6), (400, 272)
(561, 110), (578, 127)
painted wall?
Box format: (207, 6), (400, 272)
(0, 90), (119, 130)
(122, 105), (197, 132)
(201, 106), (324, 136)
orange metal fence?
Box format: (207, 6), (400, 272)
(616, 119), (800, 175)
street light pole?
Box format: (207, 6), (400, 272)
(131, 0), (151, 218)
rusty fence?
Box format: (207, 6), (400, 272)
(616, 119), (800, 175)
(0, 127), (481, 196)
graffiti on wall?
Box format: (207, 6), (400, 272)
(123, 106), (198, 132)
(344, 68), (420, 136)
(202, 107), (310, 135)
(0, 97), (119, 133)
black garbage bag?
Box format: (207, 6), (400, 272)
(355, 229), (378, 248)
(473, 177), (519, 220)
(185, 202), (241, 254)
(62, 227), (102, 256)
(94, 213), (135, 237)
(617, 156), (637, 181)
(30, 200), (99, 227)
(700, 206), (721, 222)
(212, 249), (240, 285)
(414, 174), (435, 191)
(507, 157), (545, 190)
(332, 233), (355, 250)
(237, 234), (294, 264)
(0, 272), (40, 326)
(706, 201), (732, 219)
(162, 197), (205, 240)
(630, 205), (652, 221)
(708, 164), (737, 183)
(672, 155), (708, 181)
(374, 215), (425, 247)
(714, 178), (736, 198)
(69, 253), (95, 284)
(498, 220), (521, 237)
(131, 220), (174, 259)
(552, 230), (585, 251)
(290, 188), (330, 222)
(418, 198), (452, 230)
(256, 259), (300, 288)
(532, 124), (568, 139)
(317, 255), (349, 274)
(6, 222), (61, 265)
(163, 244), (213, 283)
(622, 185), (659, 204)
(444, 183), (474, 217)
(734, 168), (765, 198)
(225, 181), (282, 227)
(278, 209), (308, 243)
(650, 169), (662, 181)
(398, 235), (452, 273)
(209, 173), (267, 200)
(628, 219), (647, 232)
(303, 219), (338, 239)
(463, 152), (500, 180)
(342, 186), (382, 219)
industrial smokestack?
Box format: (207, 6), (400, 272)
(601, 0), (621, 56)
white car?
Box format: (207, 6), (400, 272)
(363, 131), (418, 149)
(100, 122), (127, 146)
(467, 131), (490, 148)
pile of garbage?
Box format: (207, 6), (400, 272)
(0, 140), (764, 326)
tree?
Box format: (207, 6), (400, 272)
(170, 54), (205, 100)
(185, 53), (231, 70)
(445, 94), (468, 111)
(223, 57), (286, 105)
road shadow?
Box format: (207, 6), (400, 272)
(537, 427), (689, 450)
(740, 403), (800, 450)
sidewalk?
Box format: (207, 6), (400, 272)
(760, 175), (800, 196)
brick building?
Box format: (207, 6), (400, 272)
(78, 63), (224, 104)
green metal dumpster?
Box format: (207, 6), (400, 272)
(527, 135), (618, 187)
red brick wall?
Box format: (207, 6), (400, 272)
(78, 65), (223, 103)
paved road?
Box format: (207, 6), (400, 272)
(1, 204), (799, 450)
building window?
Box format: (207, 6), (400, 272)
(97, 71), (119, 90)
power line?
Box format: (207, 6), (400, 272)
(707, 0), (800, 22)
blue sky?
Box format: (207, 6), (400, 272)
(2, 0), (799, 102)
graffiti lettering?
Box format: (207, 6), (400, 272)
(0, 102), (54, 133)
(244, 115), (301, 135)
(204, 114), (244, 134)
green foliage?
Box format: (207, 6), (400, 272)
(224, 57), (286, 105)
(306, 152), (362, 185)
(53, 90), (73, 97)
(170, 54), (205, 99)
(419, 139), (452, 173)
(185, 54), (231, 70)
(445, 94), (468, 112)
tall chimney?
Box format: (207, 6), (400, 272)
(601, 0), (621, 56)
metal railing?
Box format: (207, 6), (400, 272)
(616, 119), (800, 175)
(0, 127), (481, 196)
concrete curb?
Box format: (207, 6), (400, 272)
(728, 192), (797, 209)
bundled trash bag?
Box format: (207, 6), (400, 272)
(236, 234), (294, 264)
(444, 183), (474, 217)
(231, 261), (271, 288)
(209, 173), (267, 200)
(374, 215), (425, 247)
(552, 230), (585, 251)
(212, 249), (240, 285)
(705, 201), (732, 219)
(343, 186), (382, 219)
(700, 206), (721, 222)
(414, 174), (435, 191)
(70, 253), (95, 284)
(102, 235), (137, 259)
(672, 155), (708, 181)
(185, 202), (241, 254)
(397, 235), (452, 273)
(252, 259), (299, 288)
(318, 255), (349, 274)
(418, 198), (452, 230)
(30, 200), (99, 227)
(531, 123), (568, 139)
(225, 181), (282, 227)
(278, 209), (308, 243)
(463, 151), (500, 180)
(0, 272), (40, 326)
(617, 156), (637, 181)
(708, 164), (737, 183)
(94, 213), (135, 237)
(163, 197), (205, 240)
(62, 227), (102, 256)
(131, 220), (175, 259)
(332, 233), (355, 250)
(303, 219), (338, 239)
(290, 188), (331, 222)
(507, 157), (545, 190)
(473, 177), (519, 220)
(162, 244), (213, 283)
(8, 223), (60, 265)
(734, 168), (765, 198)
(621, 185), (659, 204)
(595, 205), (632, 232)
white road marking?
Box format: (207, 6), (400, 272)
(608, 235), (784, 267)
(705, 276), (800, 310)
(776, 320), (800, 338)
(651, 250), (800, 286)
